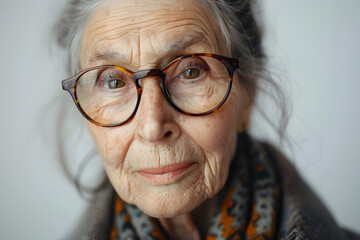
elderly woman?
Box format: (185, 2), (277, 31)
(56, 0), (359, 239)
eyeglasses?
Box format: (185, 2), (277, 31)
(62, 53), (239, 127)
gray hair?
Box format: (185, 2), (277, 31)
(55, 0), (103, 75)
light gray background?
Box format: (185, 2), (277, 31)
(0, 0), (359, 239)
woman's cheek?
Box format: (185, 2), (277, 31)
(191, 95), (239, 194)
(182, 100), (238, 152)
(87, 123), (133, 170)
(87, 124), (137, 202)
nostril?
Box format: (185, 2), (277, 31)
(164, 131), (172, 137)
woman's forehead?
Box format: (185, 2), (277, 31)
(80, 0), (225, 68)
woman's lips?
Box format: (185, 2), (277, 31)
(137, 162), (195, 184)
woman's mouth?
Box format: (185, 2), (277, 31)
(137, 162), (196, 185)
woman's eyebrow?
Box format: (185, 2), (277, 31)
(89, 33), (210, 66)
(89, 51), (128, 65)
(164, 34), (206, 55)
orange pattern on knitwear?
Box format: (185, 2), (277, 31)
(219, 187), (237, 238)
(150, 218), (167, 240)
(257, 164), (264, 173)
(110, 197), (132, 239)
(115, 196), (124, 213)
(109, 227), (118, 239)
(245, 204), (260, 239)
(246, 203), (275, 239)
(206, 236), (217, 240)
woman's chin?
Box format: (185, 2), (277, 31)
(128, 176), (206, 218)
(136, 190), (206, 218)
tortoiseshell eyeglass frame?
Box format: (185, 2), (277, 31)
(62, 53), (239, 127)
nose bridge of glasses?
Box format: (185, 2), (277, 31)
(132, 69), (164, 83)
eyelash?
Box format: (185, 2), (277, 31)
(184, 63), (202, 70)
(97, 72), (117, 85)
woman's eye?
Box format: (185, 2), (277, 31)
(180, 68), (202, 79)
(104, 79), (125, 89)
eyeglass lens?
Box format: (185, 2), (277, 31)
(76, 55), (231, 126)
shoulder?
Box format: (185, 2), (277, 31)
(68, 186), (114, 240)
(257, 141), (360, 240)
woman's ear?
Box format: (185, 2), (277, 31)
(236, 79), (255, 132)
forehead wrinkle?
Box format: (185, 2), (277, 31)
(91, 17), (209, 42)
(86, 2), (219, 41)
(88, 33), (212, 69)
(82, 0), (224, 68)
(86, 19), (217, 67)
(88, 10), (179, 39)
(85, 25), (218, 69)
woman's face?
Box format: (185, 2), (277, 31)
(80, 0), (251, 218)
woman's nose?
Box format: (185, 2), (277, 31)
(135, 78), (180, 143)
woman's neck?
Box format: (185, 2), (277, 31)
(159, 196), (217, 240)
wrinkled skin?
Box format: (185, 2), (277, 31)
(80, 0), (252, 236)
